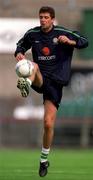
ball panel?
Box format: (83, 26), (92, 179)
(15, 59), (34, 78)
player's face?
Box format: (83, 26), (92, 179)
(39, 13), (54, 32)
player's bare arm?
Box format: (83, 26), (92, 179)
(58, 35), (76, 46)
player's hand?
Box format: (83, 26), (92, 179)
(58, 35), (76, 46)
(16, 53), (25, 61)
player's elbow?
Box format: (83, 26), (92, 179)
(76, 39), (89, 49)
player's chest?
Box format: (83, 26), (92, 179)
(32, 35), (58, 52)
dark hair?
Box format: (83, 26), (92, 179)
(39, 6), (55, 19)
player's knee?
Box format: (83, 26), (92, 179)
(44, 116), (54, 130)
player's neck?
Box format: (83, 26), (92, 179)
(41, 25), (53, 33)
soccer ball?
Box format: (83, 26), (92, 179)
(15, 59), (34, 78)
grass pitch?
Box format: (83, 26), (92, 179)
(0, 148), (93, 180)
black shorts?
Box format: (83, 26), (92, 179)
(31, 77), (63, 109)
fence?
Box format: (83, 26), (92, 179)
(0, 117), (93, 148)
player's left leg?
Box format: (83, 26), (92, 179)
(43, 100), (57, 148)
(39, 100), (57, 177)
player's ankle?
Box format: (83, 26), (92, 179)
(40, 147), (50, 163)
(26, 78), (32, 86)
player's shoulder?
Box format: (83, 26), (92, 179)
(54, 25), (72, 33)
(54, 25), (81, 38)
(25, 26), (41, 36)
(54, 25), (68, 31)
(24, 26), (40, 37)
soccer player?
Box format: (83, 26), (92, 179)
(14, 6), (88, 177)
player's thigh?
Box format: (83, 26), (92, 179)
(32, 62), (43, 87)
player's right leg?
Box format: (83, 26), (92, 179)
(17, 62), (43, 97)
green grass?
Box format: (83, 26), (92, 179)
(0, 148), (93, 180)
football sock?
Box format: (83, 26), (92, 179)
(26, 78), (32, 86)
(40, 147), (50, 163)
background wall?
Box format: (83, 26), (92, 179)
(0, 0), (93, 148)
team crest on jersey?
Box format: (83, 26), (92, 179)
(53, 37), (58, 44)
(42, 47), (50, 56)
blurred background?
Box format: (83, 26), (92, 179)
(0, 0), (93, 149)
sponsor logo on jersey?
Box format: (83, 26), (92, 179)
(38, 55), (56, 61)
(42, 47), (50, 56)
